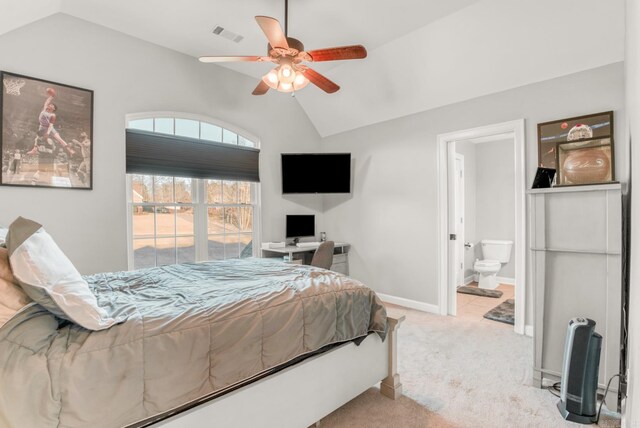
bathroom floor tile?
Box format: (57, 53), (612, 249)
(456, 294), (479, 305)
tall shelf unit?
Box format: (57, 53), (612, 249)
(529, 183), (622, 403)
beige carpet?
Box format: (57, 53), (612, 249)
(319, 304), (621, 428)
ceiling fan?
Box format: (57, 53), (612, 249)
(198, 0), (367, 95)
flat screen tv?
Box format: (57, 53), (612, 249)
(286, 215), (315, 238)
(281, 153), (351, 194)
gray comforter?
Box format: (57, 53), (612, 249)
(0, 258), (387, 428)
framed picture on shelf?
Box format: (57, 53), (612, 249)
(531, 167), (556, 189)
(1, 71), (93, 189)
(537, 111), (615, 187)
(556, 139), (613, 186)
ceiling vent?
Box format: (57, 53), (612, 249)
(212, 26), (244, 43)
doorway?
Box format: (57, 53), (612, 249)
(437, 120), (527, 335)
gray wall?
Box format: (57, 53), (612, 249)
(454, 140), (476, 280)
(475, 139), (515, 279)
(0, 14), (323, 274)
(0, 15), (625, 334)
(322, 62), (625, 326)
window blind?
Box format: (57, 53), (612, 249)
(126, 129), (259, 182)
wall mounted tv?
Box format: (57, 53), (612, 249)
(281, 153), (351, 194)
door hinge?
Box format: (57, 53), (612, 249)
(450, 234), (457, 240)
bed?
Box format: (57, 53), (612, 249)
(0, 257), (403, 428)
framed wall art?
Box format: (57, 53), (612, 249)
(1, 71), (94, 189)
(537, 111), (615, 187)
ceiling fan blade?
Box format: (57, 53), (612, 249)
(199, 56), (265, 63)
(305, 45), (367, 62)
(252, 80), (270, 96)
(255, 16), (289, 49)
(300, 68), (340, 94)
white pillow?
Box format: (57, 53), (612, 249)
(6, 217), (121, 331)
(0, 247), (34, 328)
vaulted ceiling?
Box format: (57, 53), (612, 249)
(1, 0), (626, 137)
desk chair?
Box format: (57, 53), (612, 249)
(310, 241), (335, 270)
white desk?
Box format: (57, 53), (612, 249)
(261, 242), (350, 275)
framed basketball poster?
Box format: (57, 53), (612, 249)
(1, 71), (94, 189)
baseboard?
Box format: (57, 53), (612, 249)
(525, 325), (534, 337)
(464, 275), (475, 285)
(377, 293), (440, 314)
(496, 276), (516, 286)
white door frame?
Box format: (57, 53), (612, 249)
(447, 153), (466, 316)
(455, 153), (465, 289)
(437, 119), (527, 335)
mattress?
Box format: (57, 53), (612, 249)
(0, 258), (387, 428)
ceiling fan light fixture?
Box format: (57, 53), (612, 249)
(261, 65), (309, 93)
(266, 70), (278, 84)
(279, 82), (293, 92)
(293, 73), (309, 91)
(262, 72), (279, 90)
(281, 66), (292, 78)
(277, 63), (296, 84)
(200, 4), (367, 95)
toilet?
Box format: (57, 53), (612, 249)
(473, 239), (513, 289)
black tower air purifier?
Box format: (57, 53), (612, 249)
(557, 317), (603, 424)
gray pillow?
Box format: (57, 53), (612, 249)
(6, 217), (121, 330)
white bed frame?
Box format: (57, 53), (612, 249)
(154, 316), (405, 428)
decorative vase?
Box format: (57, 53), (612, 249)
(562, 148), (610, 184)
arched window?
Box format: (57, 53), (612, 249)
(125, 113), (260, 270)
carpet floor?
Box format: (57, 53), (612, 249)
(319, 304), (620, 428)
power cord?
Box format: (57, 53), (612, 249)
(547, 381), (561, 398)
(595, 373), (621, 423)
(546, 374), (621, 424)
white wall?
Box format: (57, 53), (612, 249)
(454, 140), (476, 280)
(322, 63), (625, 326)
(296, 0), (625, 137)
(456, 138), (516, 282)
(475, 139), (515, 279)
(0, 14), (323, 274)
(624, 0), (640, 425)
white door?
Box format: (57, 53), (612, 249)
(455, 154), (465, 287)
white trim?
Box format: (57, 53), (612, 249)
(525, 325), (534, 337)
(252, 181), (262, 258)
(126, 111), (261, 145)
(464, 275), (475, 285)
(124, 112), (262, 270)
(377, 293), (440, 314)
(527, 182), (622, 194)
(495, 276), (516, 286)
(437, 119), (527, 335)
(463, 132), (514, 145)
(455, 153), (465, 289)
(437, 132), (449, 315)
(125, 175), (134, 269)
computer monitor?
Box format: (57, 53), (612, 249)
(286, 215), (315, 242)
